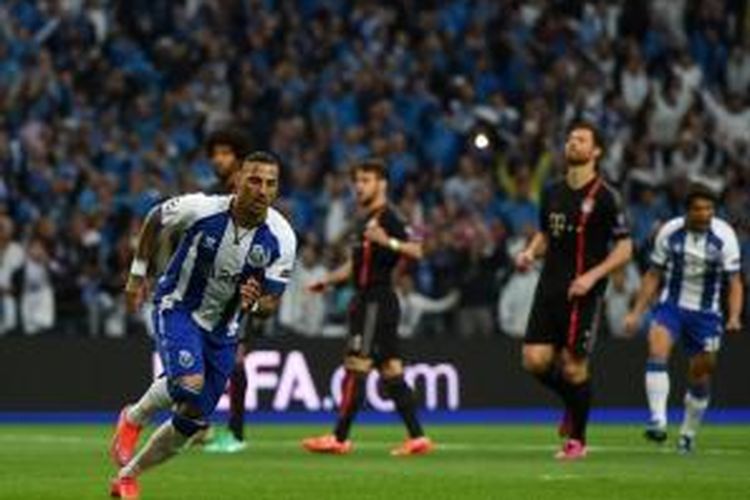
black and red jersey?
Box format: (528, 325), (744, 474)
(538, 176), (630, 297)
(351, 205), (408, 290)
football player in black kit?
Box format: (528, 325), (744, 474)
(302, 158), (434, 456)
(516, 121), (633, 460)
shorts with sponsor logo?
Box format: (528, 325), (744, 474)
(347, 288), (400, 363)
(524, 286), (604, 358)
(651, 302), (723, 356)
(152, 307), (235, 416)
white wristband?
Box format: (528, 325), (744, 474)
(130, 258), (148, 278)
(388, 238), (401, 252)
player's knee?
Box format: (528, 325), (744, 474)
(379, 358), (403, 379)
(167, 375), (205, 414)
(172, 405), (208, 437)
(344, 355), (373, 374)
(522, 350), (552, 374)
(561, 362), (588, 384)
(648, 326), (672, 358)
(688, 354), (716, 381)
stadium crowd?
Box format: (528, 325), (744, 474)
(0, 0), (749, 338)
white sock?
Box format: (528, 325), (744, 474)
(645, 365), (670, 428)
(126, 378), (172, 426)
(680, 390), (710, 438)
(119, 421), (188, 478)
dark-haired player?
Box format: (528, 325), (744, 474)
(624, 182), (743, 453)
(302, 159), (434, 456)
(516, 121), (633, 460)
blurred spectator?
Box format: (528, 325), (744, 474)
(498, 237), (540, 338)
(604, 263), (642, 338)
(20, 237), (54, 335)
(396, 273), (459, 339)
(278, 242), (327, 337)
(0, 0), (747, 338)
(0, 216), (24, 335)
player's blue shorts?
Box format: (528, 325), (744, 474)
(152, 307), (235, 417)
(651, 302), (723, 356)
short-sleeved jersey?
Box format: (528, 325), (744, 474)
(153, 193), (297, 340)
(351, 205), (409, 290)
(538, 177), (630, 296)
(650, 216), (740, 314)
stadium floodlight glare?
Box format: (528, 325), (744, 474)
(473, 132), (490, 150)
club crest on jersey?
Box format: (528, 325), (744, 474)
(203, 235), (217, 249)
(178, 349), (194, 368)
(247, 244), (270, 267)
(706, 242), (721, 260)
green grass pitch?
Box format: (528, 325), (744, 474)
(1, 424), (749, 499)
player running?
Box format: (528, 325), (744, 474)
(109, 152), (296, 499)
(516, 121), (633, 460)
(624, 182), (743, 453)
(301, 158), (434, 456)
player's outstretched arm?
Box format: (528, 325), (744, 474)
(307, 258), (353, 293)
(623, 267), (663, 337)
(726, 273), (744, 334)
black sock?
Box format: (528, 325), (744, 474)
(383, 377), (424, 439)
(568, 380), (592, 443)
(228, 363), (247, 441)
(334, 371), (366, 442)
(534, 366), (574, 406)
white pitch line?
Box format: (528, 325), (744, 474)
(0, 434), (746, 456)
(540, 474), (581, 481)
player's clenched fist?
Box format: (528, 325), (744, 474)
(240, 277), (262, 310)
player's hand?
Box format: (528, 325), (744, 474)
(623, 311), (641, 337)
(125, 275), (149, 314)
(726, 317), (742, 335)
(364, 219), (389, 247)
(568, 272), (597, 299)
(306, 279), (329, 293)
(514, 250), (535, 272)
(240, 277), (262, 311)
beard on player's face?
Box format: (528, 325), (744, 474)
(565, 146), (594, 166)
(356, 189), (377, 208)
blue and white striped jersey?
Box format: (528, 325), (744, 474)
(651, 216), (741, 314)
(152, 193), (296, 337)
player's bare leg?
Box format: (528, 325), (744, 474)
(111, 374), (206, 498)
(110, 377), (172, 466)
(380, 358), (433, 456)
(678, 353), (716, 453)
(644, 324), (674, 443)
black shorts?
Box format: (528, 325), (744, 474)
(525, 287), (604, 357)
(347, 288), (400, 363)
